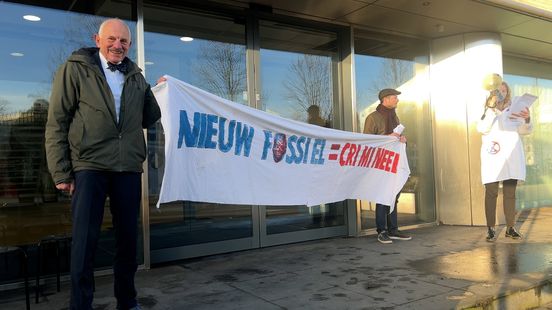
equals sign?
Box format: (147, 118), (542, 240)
(328, 144), (341, 160)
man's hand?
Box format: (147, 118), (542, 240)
(56, 182), (75, 195)
(156, 76), (167, 85)
(389, 132), (407, 143)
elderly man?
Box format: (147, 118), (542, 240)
(45, 18), (160, 309)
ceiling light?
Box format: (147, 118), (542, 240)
(180, 37), (194, 42)
(10, 52), (24, 57)
(23, 15), (41, 21)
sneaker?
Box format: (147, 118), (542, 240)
(505, 226), (522, 239)
(388, 230), (412, 241)
(377, 231), (393, 244)
(486, 227), (497, 242)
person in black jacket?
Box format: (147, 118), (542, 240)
(45, 18), (161, 310)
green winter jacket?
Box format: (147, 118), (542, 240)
(45, 47), (161, 184)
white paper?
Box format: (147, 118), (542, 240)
(393, 124), (405, 135)
(506, 93), (537, 126)
(508, 93), (537, 114)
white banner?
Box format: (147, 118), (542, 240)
(153, 76), (410, 209)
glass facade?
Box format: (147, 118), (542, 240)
(504, 56), (552, 208)
(0, 1), (140, 284)
(354, 30), (436, 230)
(143, 4), (254, 252)
(258, 20), (345, 234)
(9, 0), (543, 288)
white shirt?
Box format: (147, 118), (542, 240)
(98, 52), (125, 122)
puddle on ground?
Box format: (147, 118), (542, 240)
(410, 242), (552, 282)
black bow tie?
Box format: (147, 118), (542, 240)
(107, 62), (128, 74)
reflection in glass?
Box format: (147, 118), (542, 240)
(504, 72), (552, 209)
(144, 5), (253, 248)
(354, 30), (435, 229)
(0, 1), (137, 284)
(259, 20), (345, 233)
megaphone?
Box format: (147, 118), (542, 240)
(480, 73), (503, 120)
(482, 73), (502, 91)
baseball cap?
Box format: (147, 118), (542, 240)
(378, 88), (401, 100)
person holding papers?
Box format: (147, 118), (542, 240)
(363, 88), (411, 244)
(477, 80), (533, 242)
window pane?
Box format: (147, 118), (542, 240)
(0, 1), (136, 284)
(259, 20), (345, 234)
(354, 30), (435, 229)
(144, 5), (253, 248)
(504, 67), (552, 209)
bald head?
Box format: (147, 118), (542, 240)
(95, 18), (131, 64)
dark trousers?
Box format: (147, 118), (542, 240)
(70, 170), (141, 310)
(375, 194), (400, 234)
(485, 179), (518, 227)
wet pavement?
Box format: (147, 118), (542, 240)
(2, 206), (552, 309)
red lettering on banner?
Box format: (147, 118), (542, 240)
(338, 144), (399, 174)
(352, 144), (361, 166)
(379, 149), (390, 171)
(339, 143), (350, 166)
(372, 148), (383, 168)
(358, 146), (373, 167)
(391, 151), (400, 173)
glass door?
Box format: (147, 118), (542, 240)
(257, 20), (347, 246)
(142, 5), (348, 262)
(143, 5), (259, 263)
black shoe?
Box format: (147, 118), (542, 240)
(486, 227), (497, 242)
(388, 230), (412, 240)
(505, 226), (522, 239)
(377, 231), (393, 244)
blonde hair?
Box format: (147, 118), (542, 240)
(485, 81), (512, 111)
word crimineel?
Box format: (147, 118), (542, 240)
(178, 111), (254, 157)
(332, 143), (400, 173)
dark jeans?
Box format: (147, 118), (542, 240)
(375, 194), (400, 234)
(70, 170), (141, 310)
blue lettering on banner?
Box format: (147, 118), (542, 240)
(218, 117), (235, 153)
(178, 110), (200, 147)
(178, 110), (327, 164)
(234, 122), (254, 157)
(310, 139), (326, 165)
(204, 114), (218, 149)
(178, 110), (253, 157)
(261, 130), (273, 160)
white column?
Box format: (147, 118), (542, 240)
(431, 33), (502, 225)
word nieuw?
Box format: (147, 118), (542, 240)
(339, 143), (400, 173)
(178, 111), (254, 156)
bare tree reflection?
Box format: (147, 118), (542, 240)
(193, 41), (246, 102)
(48, 15), (118, 82)
(0, 98), (9, 115)
(369, 59), (412, 96)
(284, 55), (332, 122)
